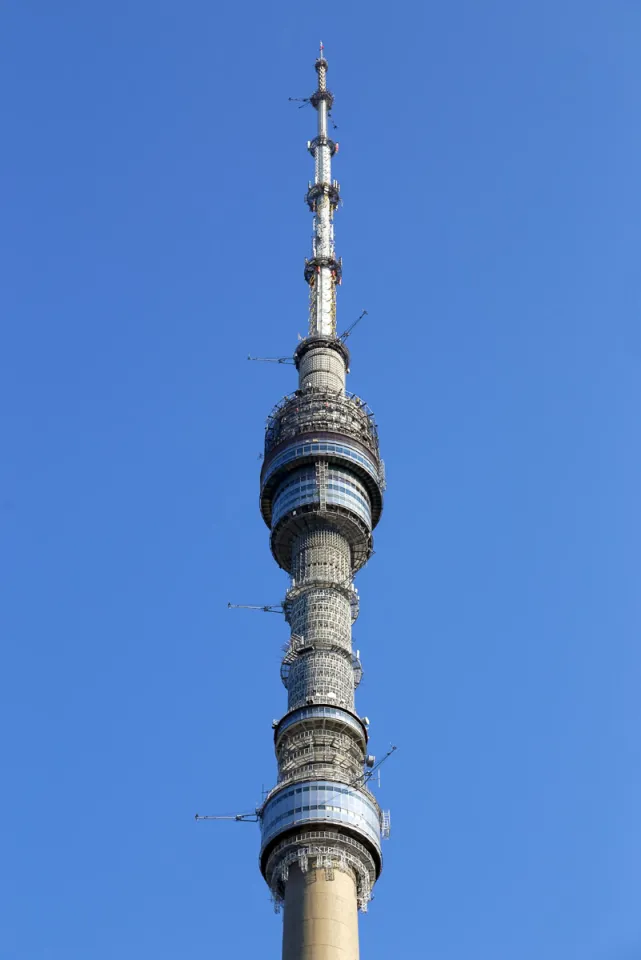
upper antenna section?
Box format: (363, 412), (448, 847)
(304, 45), (342, 339)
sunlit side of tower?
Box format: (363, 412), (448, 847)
(257, 49), (388, 960)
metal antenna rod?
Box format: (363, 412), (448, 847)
(339, 309), (368, 342)
(227, 603), (283, 614)
(247, 355), (295, 365)
(305, 43), (341, 337)
(195, 812), (259, 823)
(363, 744), (398, 785)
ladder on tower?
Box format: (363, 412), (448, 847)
(316, 461), (328, 512)
(381, 810), (391, 840)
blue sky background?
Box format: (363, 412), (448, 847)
(1, 2), (640, 958)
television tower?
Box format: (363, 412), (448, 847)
(257, 47), (388, 959)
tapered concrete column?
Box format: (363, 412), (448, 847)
(282, 865), (359, 960)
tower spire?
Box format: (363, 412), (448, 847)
(255, 52), (388, 959)
(306, 45), (341, 338)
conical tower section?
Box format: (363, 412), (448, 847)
(257, 48), (387, 959)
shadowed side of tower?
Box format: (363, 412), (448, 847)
(256, 48), (387, 960)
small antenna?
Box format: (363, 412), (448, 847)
(195, 811), (259, 823)
(363, 744), (398, 787)
(228, 602), (283, 614)
(339, 310), (368, 343)
(247, 355), (295, 365)
(288, 97), (310, 109)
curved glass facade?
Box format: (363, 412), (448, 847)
(276, 705), (366, 740)
(260, 780), (381, 854)
(272, 466), (372, 529)
(271, 468), (317, 524)
(263, 439), (381, 487)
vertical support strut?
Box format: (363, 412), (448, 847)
(316, 461), (328, 512)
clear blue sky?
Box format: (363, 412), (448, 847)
(1, 2), (640, 958)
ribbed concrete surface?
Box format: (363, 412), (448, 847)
(282, 865), (359, 960)
(298, 347), (345, 393)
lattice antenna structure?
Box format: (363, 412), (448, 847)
(305, 44), (342, 338)
(249, 46), (390, 953)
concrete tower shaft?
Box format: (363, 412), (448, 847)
(283, 865), (360, 960)
(257, 47), (387, 958)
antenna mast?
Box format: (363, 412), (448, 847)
(306, 42), (341, 337)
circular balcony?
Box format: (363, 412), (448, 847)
(264, 389), (379, 461)
(269, 502), (373, 574)
(274, 705), (368, 747)
(260, 436), (384, 539)
(259, 779), (382, 876)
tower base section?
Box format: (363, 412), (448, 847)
(282, 864), (359, 960)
